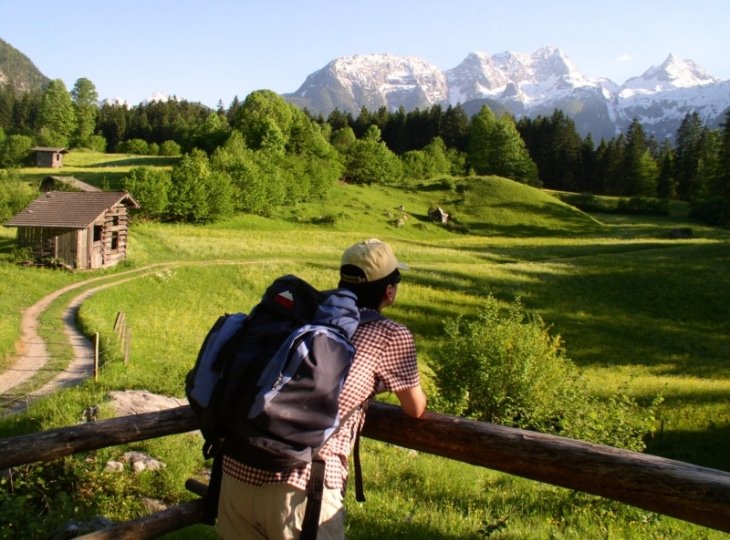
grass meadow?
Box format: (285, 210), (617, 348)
(0, 155), (729, 538)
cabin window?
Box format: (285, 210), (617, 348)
(111, 232), (119, 251)
(112, 215), (120, 227)
(93, 225), (102, 242)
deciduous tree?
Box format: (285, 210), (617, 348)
(344, 125), (402, 184)
(37, 79), (76, 147)
(71, 78), (99, 148)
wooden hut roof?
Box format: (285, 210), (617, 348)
(4, 192), (140, 229)
(31, 146), (69, 154)
(41, 176), (102, 192)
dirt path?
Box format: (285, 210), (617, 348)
(0, 265), (176, 414)
(0, 260), (265, 415)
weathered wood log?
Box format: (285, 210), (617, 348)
(185, 477), (208, 498)
(362, 402), (730, 533)
(0, 406), (198, 469)
(2, 403), (730, 532)
(73, 499), (205, 540)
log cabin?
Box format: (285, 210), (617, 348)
(4, 191), (140, 269)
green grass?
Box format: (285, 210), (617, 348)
(1, 155), (729, 538)
(17, 150), (178, 191)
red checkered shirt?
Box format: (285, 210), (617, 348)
(222, 315), (420, 491)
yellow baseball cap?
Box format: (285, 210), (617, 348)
(340, 239), (408, 284)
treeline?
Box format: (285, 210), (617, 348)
(1, 78), (729, 225)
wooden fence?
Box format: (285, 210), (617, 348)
(1, 402), (729, 538)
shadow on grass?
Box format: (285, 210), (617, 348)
(400, 236), (730, 379)
(645, 423), (730, 472)
(89, 156), (179, 167)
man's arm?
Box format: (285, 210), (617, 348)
(395, 385), (427, 418)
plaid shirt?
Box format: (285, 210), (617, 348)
(222, 315), (420, 491)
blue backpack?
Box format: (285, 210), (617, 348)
(185, 274), (375, 533)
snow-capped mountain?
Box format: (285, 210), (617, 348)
(286, 53), (448, 115)
(283, 48), (730, 141)
(446, 47), (595, 106)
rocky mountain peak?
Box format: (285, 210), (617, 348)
(283, 47), (727, 141)
(622, 53), (718, 93)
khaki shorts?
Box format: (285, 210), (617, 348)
(216, 472), (345, 540)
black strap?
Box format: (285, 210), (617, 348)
(301, 458), (326, 540)
(353, 431), (365, 502)
(202, 445), (224, 525)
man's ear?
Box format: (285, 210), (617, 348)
(385, 283), (397, 302)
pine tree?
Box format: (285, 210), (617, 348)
(675, 112), (706, 200)
(715, 110), (730, 199)
(468, 106), (538, 184)
(620, 119), (658, 196)
(518, 110), (583, 191)
(467, 106), (498, 175)
(440, 105), (469, 152)
(97, 102), (128, 152)
(656, 141), (677, 199)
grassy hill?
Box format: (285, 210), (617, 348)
(1, 153), (729, 539)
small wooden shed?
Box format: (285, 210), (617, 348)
(428, 206), (449, 224)
(31, 147), (69, 168)
(40, 175), (101, 193)
(4, 191), (140, 270)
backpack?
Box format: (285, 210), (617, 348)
(185, 274), (375, 535)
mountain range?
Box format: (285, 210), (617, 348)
(2, 37), (728, 143)
(284, 47), (730, 141)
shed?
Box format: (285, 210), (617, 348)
(4, 191), (140, 270)
(31, 147), (69, 168)
(428, 206), (449, 224)
(40, 175), (101, 193)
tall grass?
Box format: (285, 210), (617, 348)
(1, 164), (728, 538)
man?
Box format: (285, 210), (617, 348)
(217, 238), (427, 539)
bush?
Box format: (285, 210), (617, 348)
(616, 196), (670, 216)
(433, 296), (657, 451)
(159, 140), (181, 156)
(118, 139), (149, 155)
(0, 134), (34, 168)
(690, 196), (730, 227)
(0, 170), (35, 222)
(87, 135), (107, 153)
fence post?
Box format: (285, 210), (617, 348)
(113, 312), (125, 337)
(93, 332), (99, 381)
(123, 327), (131, 365)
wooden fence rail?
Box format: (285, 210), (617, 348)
(1, 403), (729, 535)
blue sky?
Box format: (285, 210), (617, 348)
(1, 0), (728, 108)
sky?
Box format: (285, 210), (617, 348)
(1, 0), (729, 109)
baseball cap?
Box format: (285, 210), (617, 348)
(340, 239), (408, 284)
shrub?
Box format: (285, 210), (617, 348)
(159, 140), (181, 156)
(0, 134), (34, 168)
(616, 196), (670, 216)
(87, 135), (107, 153)
(433, 295), (657, 451)
(690, 196), (730, 227)
(118, 139), (149, 155)
(0, 170), (35, 221)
